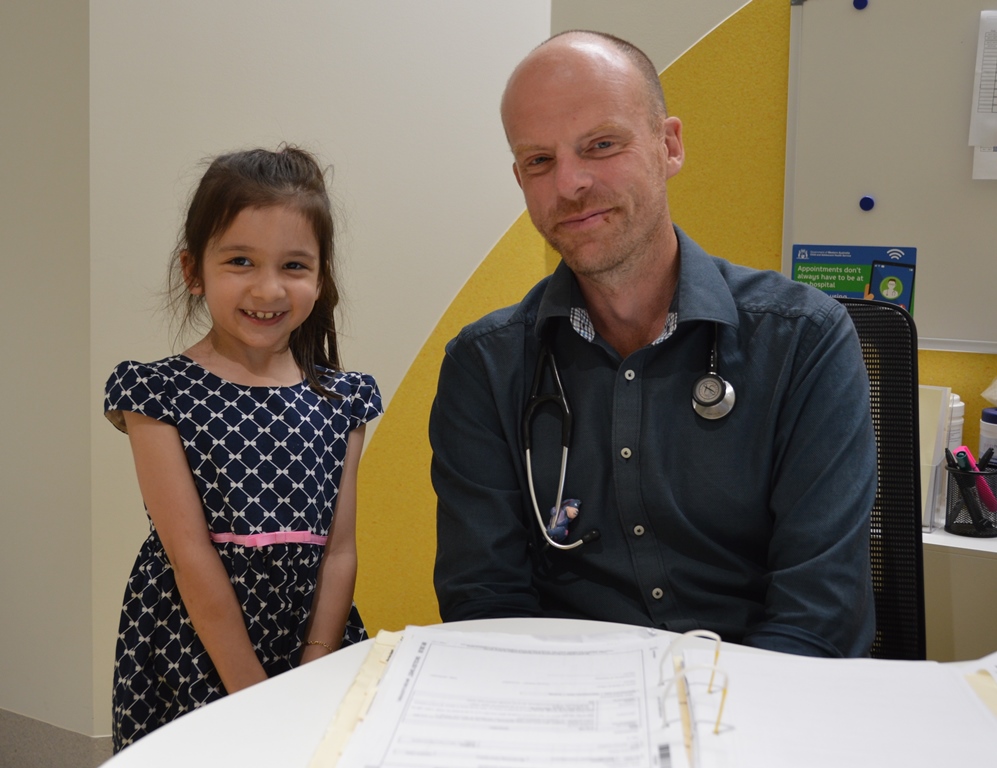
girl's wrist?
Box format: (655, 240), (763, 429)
(305, 639), (336, 654)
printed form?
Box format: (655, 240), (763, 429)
(969, 11), (997, 178)
(334, 626), (673, 768)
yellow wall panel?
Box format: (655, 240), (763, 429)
(356, 213), (548, 630)
(664, 0), (790, 273)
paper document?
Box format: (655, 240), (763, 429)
(681, 649), (997, 768)
(332, 626), (671, 768)
(323, 626), (997, 768)
(969, 11), (997, 147)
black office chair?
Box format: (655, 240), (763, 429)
(838, 298), (926, 660)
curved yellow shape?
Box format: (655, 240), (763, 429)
(355, 0), (791, 633)
(355, 213), (553, 629)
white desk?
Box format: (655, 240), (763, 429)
(103, 616), (997, 768)
(102, 618), (677, 768)
(923, 529), (997, 661)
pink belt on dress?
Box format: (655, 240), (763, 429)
(209, 531), (328, 548)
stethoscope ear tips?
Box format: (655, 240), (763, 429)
(692, 373), (736, 420)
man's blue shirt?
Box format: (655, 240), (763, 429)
(431, 228), (876, 657)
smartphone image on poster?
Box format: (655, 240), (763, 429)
(870, 260), (915, 311)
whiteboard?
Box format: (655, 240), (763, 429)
(783, 0), (997, 354)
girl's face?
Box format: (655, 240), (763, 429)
(187, 205), (321, 358)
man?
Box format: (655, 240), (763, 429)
(430, 31), (876, 657)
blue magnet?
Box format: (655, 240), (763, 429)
(859, 196), (875, 211)
(853, 0), (868, 9)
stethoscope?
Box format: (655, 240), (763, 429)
(523, 321), (735, 551)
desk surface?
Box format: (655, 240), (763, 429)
(104, 617), (996, 768)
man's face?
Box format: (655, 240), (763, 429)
(502, 42), (683, 283)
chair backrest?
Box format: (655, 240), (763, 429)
(838, 298), (926, 660)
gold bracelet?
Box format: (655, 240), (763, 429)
(306, 640), (335, 653)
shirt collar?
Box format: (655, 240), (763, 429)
(671, 226), (739, 328)
(533, 226), (739, 341)
(569, 306), (678, 345)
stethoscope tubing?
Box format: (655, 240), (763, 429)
(523, 321), (733, 549)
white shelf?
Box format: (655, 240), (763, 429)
(923, 529), (997, 557)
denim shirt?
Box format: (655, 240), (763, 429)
(431, 227), (876, 657)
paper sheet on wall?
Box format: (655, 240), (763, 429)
(969, 12), (997, 147)
(973, 145), (997, 179)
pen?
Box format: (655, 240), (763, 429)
(955, 450), (972, 471)
(978, 447), (994, 471)
(945, 448), (959, 469)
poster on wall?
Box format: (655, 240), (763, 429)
(791, 244), (918, 314)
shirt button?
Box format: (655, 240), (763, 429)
(620, 447), (632, 459)
(633, 525), (645, 536)
(624, 369), (636, 381)
(651, 587), (664, 600)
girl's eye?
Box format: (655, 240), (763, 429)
(284, 261), (307, 271)
(228, 256), (251, 267)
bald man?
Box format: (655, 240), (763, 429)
(430, 31), (876, 657)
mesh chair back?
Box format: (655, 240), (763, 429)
(838, 298), (926, 660)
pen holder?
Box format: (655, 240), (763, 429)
(944, 467), (997, 537)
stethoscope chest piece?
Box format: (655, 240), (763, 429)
(692, 322), (736, 420)
(692, 373), (735, 420)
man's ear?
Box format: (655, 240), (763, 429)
(180, 250), (203, 295)
(660, 116), (685, 179)
(512, 161), (523, 190)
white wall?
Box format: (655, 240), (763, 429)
(88, 0), (549, 736)
(0, 0), (93, 735)
(2, 0), (754, 738)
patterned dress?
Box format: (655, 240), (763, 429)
(104, 356), (382, 751)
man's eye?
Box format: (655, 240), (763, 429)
(526, 156), (550, 167)
(593, 140), (614, 150)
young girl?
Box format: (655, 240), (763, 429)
(104, 146), (382, 751)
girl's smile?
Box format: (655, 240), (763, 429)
(242, 309), (288, 321)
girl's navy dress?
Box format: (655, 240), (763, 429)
(104, 356), (382, 751)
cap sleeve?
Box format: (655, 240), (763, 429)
(103, 360), (175, 434)
(347, 372), (383, 431)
